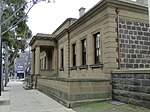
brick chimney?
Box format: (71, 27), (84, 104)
(79, 7), (86, 18)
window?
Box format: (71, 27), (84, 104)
(72, 43), (76, 66)
(40, 59), (42, 69)
(42, 58), (43, 69)
(94, 32), (101, 64)
(60, 48), (64, 68)
(81, 39), (86, 65)
(40, 58), (43, 69)
(44, 57), (46, 69)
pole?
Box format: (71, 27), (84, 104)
(0, 0), (3, 96)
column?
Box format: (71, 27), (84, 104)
(53, 47), (58, 75)
(31, 50), (35, 74)
(35, 46), (40, 74)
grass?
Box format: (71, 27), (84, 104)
(73, 101), (150, 112)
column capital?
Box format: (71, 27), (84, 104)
(35, 45), (41, 51)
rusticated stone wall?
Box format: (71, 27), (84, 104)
(119, 19), (150, 69)
(112, 69), (150, 109)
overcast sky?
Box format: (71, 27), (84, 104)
(27, 0), (136, 36)
(27, 0), (102, 35)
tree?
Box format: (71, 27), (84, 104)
(2, 0), (32, 82)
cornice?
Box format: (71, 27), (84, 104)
(68, 0), (107, 32)
(29, 33), (56, 46)
(70, 13), (115, 38)
(108, 0), (148, 13)
(55, 0), (148, 41)
(55, 29), (69, 40)
(52, 18), (77, 35)
(68, 0), (148, 32)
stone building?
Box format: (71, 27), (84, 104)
(29, 0), (150, 107)
(14, 52), (31, 79)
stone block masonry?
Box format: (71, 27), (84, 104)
(119, 19), (150, 69)
(111, 69), (150, 109)
(36, 76), (111, 107)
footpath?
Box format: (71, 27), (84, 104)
(1, 80), (150, 112)
(0, 80), (76, 112)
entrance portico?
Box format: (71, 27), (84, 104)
(29, 33), (57, 83)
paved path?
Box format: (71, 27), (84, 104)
(0, 81), (76, 112)
(1, 81), (150, 112)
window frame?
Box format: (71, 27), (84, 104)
(40, 59), (42, 69)
(94, 32), (101, 64)
(60, 48), (64, 68)
(81, 39), (86, 65)
(72, 43), (76, 67)
(44, 56), (46, 69)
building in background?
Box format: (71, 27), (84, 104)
(14, 51), (31, 80)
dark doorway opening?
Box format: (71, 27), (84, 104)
(17, 73), (24, 79)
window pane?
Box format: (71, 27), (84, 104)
(61, 49), (64, 68)
(40, 59), (41, 69)
(81, 39), (86, 65)
(73, 55), (76, 66)
(94, 32), (100, 64)
(72, 43), (76, 66)
(84, 40), (86, 48)
(96, 34), (100, 48)
(96, 40), (99, 48)
(96, 49), (99, 56)
(82, 39), (86, 51)
(73, 44), (76, 54)
(83, 52), (86, 65)
(44, 57), (46, 69)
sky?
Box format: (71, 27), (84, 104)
(27, 0), (101, 35)
(27, 0), (136, 36)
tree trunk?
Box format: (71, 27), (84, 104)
(4, 45), (9, 87)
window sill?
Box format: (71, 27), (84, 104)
(69, 66), (77, 71)
(59, 68), (64, 71)
(89, 63), (103, 70)
(78, 65), (88, 70)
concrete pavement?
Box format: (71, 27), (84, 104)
(0, 80), (76, 112)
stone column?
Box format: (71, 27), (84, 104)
(34, 46), (40, 88)
(52, 47), (58, 75)
(28, 49), (35, 88)
(35, 46), (40, 74)
(31, 50), (35, 74)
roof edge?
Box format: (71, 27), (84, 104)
(29, 33), (56, 46)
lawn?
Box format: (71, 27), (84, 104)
(73, 101), (150, 112)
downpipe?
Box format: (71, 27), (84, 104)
(115, 8), (121, 69)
